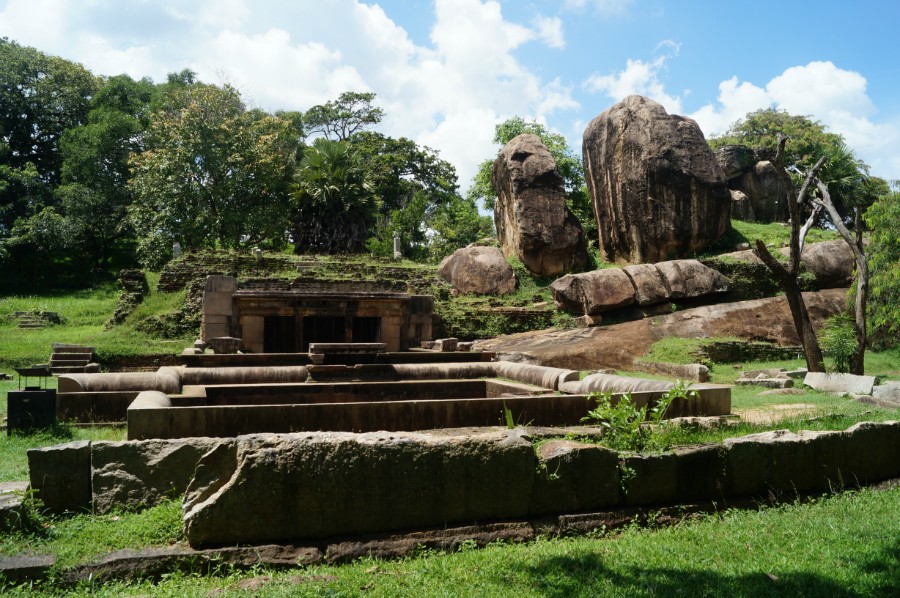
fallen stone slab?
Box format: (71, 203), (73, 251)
(804, 372), (878, 395)
(0, 554), (56, 585)
(0, 481), (29, 531)
(873, 382), (900, 403)
(854, 395), (900, 410)
(325, 522), (534, 564)
(60, 545), (323, 585)
(735, 377), (794, 389)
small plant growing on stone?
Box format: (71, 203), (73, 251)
(583, 381), (697, 451)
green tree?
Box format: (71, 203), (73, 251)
(290, 138), (376, 254)
(0, 38), (98, 274)
(302, 91), (384, 141)
(864, 182), (900, 349)
(710, 109), (870, 224)
(129, 83), (297, 268)
(55, 74), (156, 270)
(468, 117), (595, 240)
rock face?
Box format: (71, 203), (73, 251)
(715, 146), (789, 223)
(437, 246), (517, 295)
(492, 134), (588, 276)
(720, 239), (855, 289)
(582, 95), (731, 263)
(550, 259), (729, 316)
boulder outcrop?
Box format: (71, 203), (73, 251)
(715, 145), (790, 223)
(550, 259), (729, 316)
(492, 134), (587, 276)
(437, 246), (517, 295)
(582, 95), (730, 263)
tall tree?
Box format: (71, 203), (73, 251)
(302, 91), (384, 141)
(290, 138), (376, 254)
(55, 74), (156, 270)
(863, 181), (900, 350)
(753, 134), (827, 372)
(129, 83), (298, 268)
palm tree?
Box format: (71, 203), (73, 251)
(290, 138), (376, 253)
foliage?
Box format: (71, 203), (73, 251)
(581, 382), (696, 451)
(302, 91), (384, 141)
(709, 109), (872, 224)
(864, 184), (900, 349)
(129, 83), (298, 268)
(290, 137), (376, 254)
(820, 313), (857, 373)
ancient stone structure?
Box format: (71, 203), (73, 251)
(201, 276), (433, 353)
(438, 246), (517, 295)
(715, 145), (789, 223)
(492, 134), (587, 276)
(582, 95), (731, 263)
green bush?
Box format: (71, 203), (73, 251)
(821, 313), (857, 373)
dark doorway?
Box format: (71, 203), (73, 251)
(264, 316), (298, 353)
(352, 317), (381, 343)
(301, 316), (346, 351)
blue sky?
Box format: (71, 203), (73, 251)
(2, 0), (898, 189)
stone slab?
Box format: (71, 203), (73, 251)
(804, 372), (877, 395)
(27, 440), (91, 514)
(0, 554), (56, 585)
(0, 482), (29, 531)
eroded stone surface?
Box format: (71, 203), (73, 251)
(804, 372), (877, 395)
(437, 246), (517, 295)
(582, 95), (730, 263)
(183, 431), (537, 546)
(492, 134), (587, 276)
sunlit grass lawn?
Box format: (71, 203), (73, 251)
(2, 485), (897, 596)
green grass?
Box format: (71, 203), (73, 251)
(3, 487), (898, 596)
(704, 219), (840, 256)
(0, 426), (126, 483)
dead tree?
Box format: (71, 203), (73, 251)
(753, 134), (826, 372)
(811, 182), (868, 374)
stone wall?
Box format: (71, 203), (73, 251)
(27, 422), (900, 547)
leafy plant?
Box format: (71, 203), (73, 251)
(821, 313), (857, 373)
(582, 382), (697, 451)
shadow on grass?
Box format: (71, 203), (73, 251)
(522, 543), (900, 597)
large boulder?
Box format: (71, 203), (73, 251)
(653, 259), (730, 299)
(550, 268), (636, 315)
(492, 134), (588, 276)
(715, 146), (790, 223)
(582, 95), (731, 263)
(437, 246), (517, 295)
(793, 239), (855, 288)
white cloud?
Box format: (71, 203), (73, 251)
(564, 0), (634, 16)
(689, 61), (899, 180)
(532, 15), (565, 49)
(583, 42), (683, 114)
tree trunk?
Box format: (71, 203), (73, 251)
(755, 240), (826, 372)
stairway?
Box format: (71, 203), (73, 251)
(48, 344), (98, 374)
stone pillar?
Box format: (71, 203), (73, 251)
(201, 276), (237, 341)
(393, 236), (402, 260)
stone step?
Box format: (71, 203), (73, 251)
(50, 366), (94, 374)
(18, 323), (45, 329)
(50, 359), (91, 367)
(51, 345), (95, 354)
(50, 354), (92, 362)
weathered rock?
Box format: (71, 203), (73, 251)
(873, 382), (900, 403)
(27, 441), (91, 514)
(437, 246), (517, 295)
(492, 134), (588, 276)
(841, 421), (900, 484)
(725, 429), (836, 496)
(622, 264), (669, 305)
(0, 554), (56, 585)
(91, 438), (224, 514)
(550, 268), (636, 315)
(653, 260), (730, 299)
(582, 95), (731, 263)
(714, 145), (758, 180)
(794, 239), (855, 288)
(804, 372), (877, 395)
(735, 161), (790, 223)
(0, 482), (29, 531)
(530, 440), (619, 515)
(730, 189), (754, 221)
(183, 431), (537, 546)
(620, 452), (678, 505)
